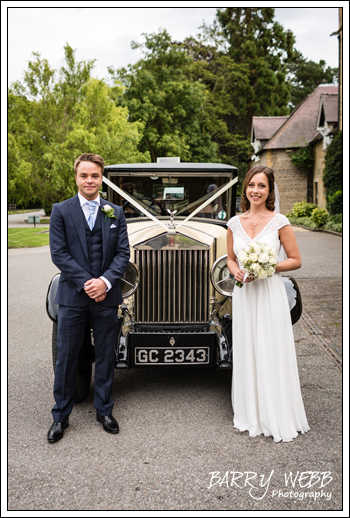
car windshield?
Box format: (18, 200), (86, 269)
(105, 174), (233, 221)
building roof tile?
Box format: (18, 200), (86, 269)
(261, 84), (338, 151)
(320, 93), (339, 124)
(252, 117), (288, 140)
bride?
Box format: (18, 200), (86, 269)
(227, 166), (309, 442)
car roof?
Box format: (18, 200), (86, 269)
(104, 162), (237, 174)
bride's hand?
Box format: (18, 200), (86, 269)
(235, 269), (254, 284)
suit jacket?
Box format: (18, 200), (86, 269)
(50, 195), (130, 307)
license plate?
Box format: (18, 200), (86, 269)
(134, 347), (210, 366)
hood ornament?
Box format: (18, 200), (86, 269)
(167, 209), (177, 229)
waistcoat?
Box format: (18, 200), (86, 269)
(84, 207), (103, 277)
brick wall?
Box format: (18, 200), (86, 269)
(248, 149), (308, 213)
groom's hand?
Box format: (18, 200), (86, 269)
(94, 292), (107, 303)
(84, 278), (107, 300)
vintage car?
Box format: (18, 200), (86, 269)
(46, 159), (302, 402)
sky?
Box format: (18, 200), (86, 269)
(4, 4), (344, 87)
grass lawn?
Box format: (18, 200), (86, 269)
(8, 209), (42, 215)
(8, 228), (50, 248)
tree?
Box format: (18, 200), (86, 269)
(286, 51), (338, 110)
(213, 8), (294, 135)
(179, 35), (253, 174)
(109, 30), (220, 163)
(8, 44), (149, 211)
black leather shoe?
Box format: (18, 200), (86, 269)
(96, 413), (119, 434)
(47, 419), (69, 443)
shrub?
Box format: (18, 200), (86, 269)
(325, 221), (342, 233)
(290, 143), (314, 173)
(327, 190), (342, 215)
(323, 131), (342, 197)
(287, 215), (318, 229)
(310, 208), (329, 227)
(292, 201), (317, 217)
(328, 213), (342, 224)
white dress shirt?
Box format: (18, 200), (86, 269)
(78, 192), (111, 292)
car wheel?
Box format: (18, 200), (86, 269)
(52, 320), (93, 403)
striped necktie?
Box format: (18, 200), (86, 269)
(87, 200), (98, 230)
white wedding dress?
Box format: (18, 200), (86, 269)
(227, 213), (309, 442)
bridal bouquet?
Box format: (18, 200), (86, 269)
(235, 242), (278, 288)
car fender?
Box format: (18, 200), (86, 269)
(46, 273), (60, 322)
(282, 275), (302, 325)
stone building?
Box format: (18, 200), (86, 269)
(249, 84), (338, 213)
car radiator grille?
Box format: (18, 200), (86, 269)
(134, 249), (210, 323)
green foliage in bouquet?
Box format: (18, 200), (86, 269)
(310, 208), (329, 227)
(292, 201), (317, 218)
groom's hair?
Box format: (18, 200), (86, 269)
(241, 166), (275, 212)
(74, 153), (105, 175)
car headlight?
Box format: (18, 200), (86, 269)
(210, 254), (235, 297)
(120, 260), (140, 298)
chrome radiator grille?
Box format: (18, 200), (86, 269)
(134, 249), (210, 323)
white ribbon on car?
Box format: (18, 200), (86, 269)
(102, 174), (238, 232)
(175, 176), (238, 230)
(102, 176), (169, 231)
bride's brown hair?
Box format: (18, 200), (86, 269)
(241, 166), (275, 212)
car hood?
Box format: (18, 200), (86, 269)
(126, 219), (228, 259)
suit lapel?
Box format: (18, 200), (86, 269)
(68, 195), (89, 262)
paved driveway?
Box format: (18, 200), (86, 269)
(7, 231), (343, 511)
(8, 210), (47, 228)
(287, 228), (342, 279)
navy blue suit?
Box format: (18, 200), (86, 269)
(49, 195), (130, 421)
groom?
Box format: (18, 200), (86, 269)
(48, 153), (130, 443)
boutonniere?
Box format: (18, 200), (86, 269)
(101, 204), (117, 221)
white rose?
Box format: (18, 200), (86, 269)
(266, 246), (274, 255)
(251, 263), (261, 274)
(248, 253), (258, 262)
(270, 257), (277, 266)
(238, 250), (249, 265)
(258, 269), (268, 280)
(252, 243), (262, 254)
(103, 204), (112, 211)
(258, 252), (269, 263)
(268, 266), (275, 276)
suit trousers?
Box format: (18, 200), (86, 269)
(52, 300), (119, 422)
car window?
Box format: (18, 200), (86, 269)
(107, 175), (231, 220)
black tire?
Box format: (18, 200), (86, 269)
(52, 320), (93, 403)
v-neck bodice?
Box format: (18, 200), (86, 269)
(238, 214), (278, 241)
(228, 213), (290, 248)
